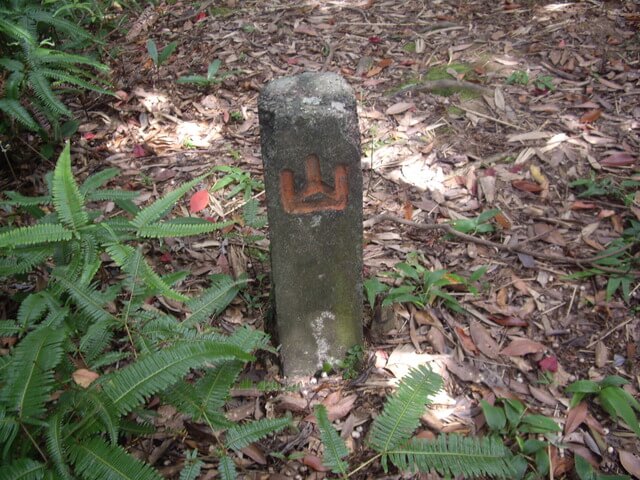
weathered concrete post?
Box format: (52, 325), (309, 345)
(258, 73), (363, 378)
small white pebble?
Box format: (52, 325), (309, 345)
(335, 419), (341, 424)
(569, 375), (577, 382)
(517, 377), (523, 383)
(294, 475), (302, 480)
(579, 357), (585, 363)
(351, 431), (361, 439)
(559, 449), (565, 458)
(356, 425), (363, 432)
(301, 389), (308, 396)
(309, 377), (317, 385)
(321, 371), (328, 378)
(603, 428), (609, 435)
(552, 342), (559, 348)
(549, 276), (554, 282)
(607, 446), (614, 454)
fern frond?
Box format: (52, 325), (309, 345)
(0, 247), (51, 277)
(2, 191), (50, 207)
(225, 416), (291, 451)
(46, 413), (73, 480)
(315, 404), (349, 475)
(0, 408), (18, 447)
(17, 292), (48, 328)
(0, 224), (72, 248)
(52, 142), (89, 230)
(184, 275), (247, 326)
(136, 218), (232, 238)
(0, 18), (36, 43)
(131, 174), (207, 228)
(0, 321), (20, 336)
(0, 57), (25, 73)
(218, 455), (236, 480)
(173, 362), (242, 428)
(87, 189), (139, 202)
(28, 70), (71, 117)
(40, 68), (112, 96)
(79, 168), (119, 194)
(53, 273), (118, 324)
(27, 10), (93, 41)
(368, 365), (443, 454)
(0, 458), (45, 480)
(388, 434), (515, 479)
(75, 390), (119, 444)
(33, 48), (109, 72)
(102, 341), (252, 415)
(79, 318), (114, 359)
(179, 450), (203, 480)
(227, 326), (271, 352)
(0, 98), (39, 131)
(69, 437), (162, 480)
(105, 244), (189, 302)
(0, 326), (65, 418)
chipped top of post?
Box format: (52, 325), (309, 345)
(258, 72), (356, 117)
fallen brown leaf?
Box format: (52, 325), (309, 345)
(303, 455), (330, 472)
(512, 180), (543, 193)
(455, 326), (478, 354)
(619, 450), (640, 478)
(500, 338), (546, 356)
(469, 321), (500, 359)
(600, 152), (636, 167)
(565, 401), (588, 435)
(579, 109), (602, 123)
(72, 368), (100, 388)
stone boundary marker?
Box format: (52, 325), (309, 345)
(258, 72), (363, 378)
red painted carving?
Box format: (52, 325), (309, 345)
(280, 155), (348, 214)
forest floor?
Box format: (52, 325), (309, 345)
(3, 0), (640, 478)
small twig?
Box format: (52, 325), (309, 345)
(365, 213), (640, 274)
(586, 317), (635, 349)
(454, 104), (524, 131)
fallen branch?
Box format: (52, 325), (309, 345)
(365, 213), (639, 275)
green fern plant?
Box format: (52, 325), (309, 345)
(0, 142), (286, 479)
(0, 0), (111, 142)
(315, 365), (515, 478)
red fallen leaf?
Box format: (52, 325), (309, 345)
(222, 109), (230, 123)
(571, 200), (597, 210)
(303, 455), (330, 472)
(368, 36), (382, 44)
(159, 252), (173, 263)
(488, 315), (528, 327)
(484, 167), (496, 177)
(600, 152), (636, 167)
(512, 180), (543, 193)
(500, 338), (545, 356)
(579, 109), (602, 124)
(204, 216), (217, 223)
(195, 11), (206, 21)
(377, 58), (392, 68)
(132, 144), (146, 158)
(538, 355), (558, 372)
(286, 57), (299, 65)
(83, 132), (96, 140)
(189, 189), (210, 213)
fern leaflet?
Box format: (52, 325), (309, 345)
(179, 450), (203, 480)
(69, 437), (162, 480)
(185, 275), (247, 326)
(368, 365), (443, 454)
(52, 142), (89, 230)
(0, 326), (65, 418)
(137, 219), (232, 238)
(53, 273), (118, 324)
(0, 458), (45, 480)
(315, 404), (349, 475)
(218, 455), (236, 480)
(103, 341), (252, 415)
(79, 168), (120, 194)
(29, 70), (71, 117)
(225, 416), (291, 451)
(388, 434), (515, 478)
(0, 99), (39, 131)
(0, 224), (72, 248)
(46, 413), (73, 480)
(132, 174), (208, 228)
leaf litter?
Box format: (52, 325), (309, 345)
(2, 0), (639, 478)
